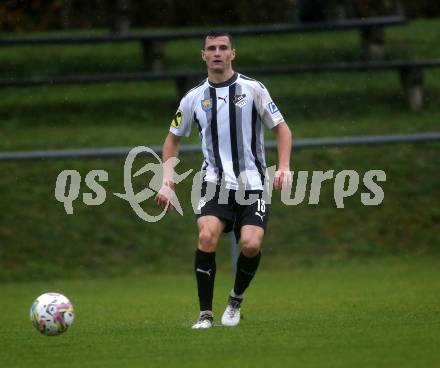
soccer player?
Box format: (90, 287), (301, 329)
(155, 31), (292, 329)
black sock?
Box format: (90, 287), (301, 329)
(233, 251), (261, 296)
(194, 249), (216, 311)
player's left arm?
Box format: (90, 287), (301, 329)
(254, 82), (292, 190)
(272, 122), (292, 191)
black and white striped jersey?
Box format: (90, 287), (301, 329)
(170, 72), (285, 190)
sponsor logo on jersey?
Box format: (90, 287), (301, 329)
(170, 109), (183, 128)
(267, 102), (279, 114)
(201, 98), (213, 111)
(233, 94), (247, 108)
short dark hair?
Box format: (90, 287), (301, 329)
(202, 31), (234, 49)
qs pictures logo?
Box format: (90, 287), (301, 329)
(54, 146), (387, 222)
(54, 146), (192, 222)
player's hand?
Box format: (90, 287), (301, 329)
(274, 168), (292, 191)
(154, 181), (176, 212)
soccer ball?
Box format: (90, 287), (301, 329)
(30, 292), (74, 336)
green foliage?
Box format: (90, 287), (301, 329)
(1, 0), (439, 33)
(400, 0), (440, 18)
(0, 0), (295, 32)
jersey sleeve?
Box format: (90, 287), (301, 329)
(169, 94), (193, 137)
(256, 85), (285, 129)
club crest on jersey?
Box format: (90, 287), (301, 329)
(233, 94), (247, 108)
(201, 98), (213, 111)
(267, 102), (279, 114)
(170, 109), (183, 128)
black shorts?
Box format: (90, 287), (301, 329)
(197, 181), (271, 240)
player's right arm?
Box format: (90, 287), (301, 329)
(162, 132), (181, 186)
(155, 132), (181, 210)
(155, 93), (194, 210)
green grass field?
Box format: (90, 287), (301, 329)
(1, 17), (439, 367)
(1, 143), (439, 281)
(1, 257), (439, 368)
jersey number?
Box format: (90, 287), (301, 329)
(257, 199), (266, 213)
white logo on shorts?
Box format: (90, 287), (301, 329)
(197, 198), (207, 211)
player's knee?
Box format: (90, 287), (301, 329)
(240, 235), (261, 257)
(198, 228), (218, 251)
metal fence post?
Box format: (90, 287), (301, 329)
(229, 232), (240, 274)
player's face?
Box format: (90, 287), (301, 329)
(201, 36), (236, 73)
